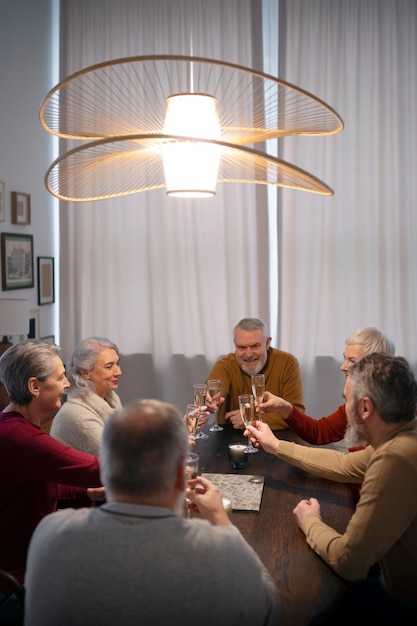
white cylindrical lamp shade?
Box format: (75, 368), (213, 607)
(162, 94), (221, 198)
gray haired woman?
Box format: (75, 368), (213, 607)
(0, 339), (102, 617)
(51, 337), (122, 455)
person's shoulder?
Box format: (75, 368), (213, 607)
(0, 413), (41, 438)
(51, 397), (86, 431)
(55, 394), (93, 417)
(269, 347), (299, 363)
(30, 508), (92, 555)
(36, 506), (88, 534)
(382, 422), (417, 457)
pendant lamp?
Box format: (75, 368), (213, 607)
(40, 55), (343, 200)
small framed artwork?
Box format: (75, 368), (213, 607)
(11, 191), (31, 225)
(1, 232), (34, 290)
(37, 256), (55, 305)
(41, 335), (55, 344)
(0, 181), (5, 222)
(29, 309), (40, 339)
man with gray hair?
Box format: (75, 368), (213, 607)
(207, 317), (305, 430)
(246, 354), (417, 623)
(24, 399), (280, 626)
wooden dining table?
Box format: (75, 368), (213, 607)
(194, 423), (356, 626)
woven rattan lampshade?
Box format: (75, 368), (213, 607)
(40, 55), (343, 200)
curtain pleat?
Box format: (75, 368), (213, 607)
(278, 0), (417, 415)
(58, 0), (270, 412)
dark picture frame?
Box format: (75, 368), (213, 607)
(11, 192), (31, 225)
(37, 256), (55, 305)
(1, 232), (34, 290)
(29, 309), (40, 339)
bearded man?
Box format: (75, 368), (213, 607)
(246, 353), (417, 624)
(206, 317), (305, 430)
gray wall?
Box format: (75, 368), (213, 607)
(0, 0), (57, 340)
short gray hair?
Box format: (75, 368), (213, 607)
(66, 336), (119, 395)
(233, 318), (269, 341)
(100, 399), (188, 499)
(348, 354), (417, 424)
(345, 327), (395, 356)
(0, 339), (61, 405)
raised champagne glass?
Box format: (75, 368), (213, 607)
(207, 378), (223, 432)
(238, 393), (259, 453)
(193, 383), (209, 439)
(184, 452), (199, 518)
(251, 373), (265, 421)
(185, 403), (200, 437)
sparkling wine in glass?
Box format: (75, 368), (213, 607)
(207, 379), (223, 432)
(238, 393), (258, 454)
(251, 374), (265, 421)
(193, 383), (209, 439)
(184, 452), (199, 518)
(185, 403), (200, 436)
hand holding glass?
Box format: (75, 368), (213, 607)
(251, 374), (265, 420)
(184, 452), (199, 518)
(238, 393), (259, 454)
(207, 379), (223, 432)
(193, 383), (209, 439)
(185, 404), (200, 436)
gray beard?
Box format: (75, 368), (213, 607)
(344, 424), (368, 449)
(240, 362), (263, 376)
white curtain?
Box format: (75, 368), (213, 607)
(58, 0), (417, 416)
(278, 0), (417, 414)
(58, 0), (272, 411)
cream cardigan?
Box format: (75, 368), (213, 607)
(50, 390), (122, 455)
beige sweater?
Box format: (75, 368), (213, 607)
(275, 420), (417, 608)
(50, 390), (122, 455)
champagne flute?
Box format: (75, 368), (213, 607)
(184, 452), (199, 518)
(193, 383), (209, 439)
(185, 403), (200, 436)
(207, 378), (223, 432)
(251, 373), (265, 421)
(238, 393), (259, 453)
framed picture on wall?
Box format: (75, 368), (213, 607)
(0, 181), (5, 222)
(11, 191), (31, 225)
(29, 309), (40, 339)
(37, 256), (55, 305)
(1, 232), (34, 290)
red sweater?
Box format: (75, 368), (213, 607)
(285, 403), (365, 458)
(0, 411), (101, 583)
(285, 404), (348, 445)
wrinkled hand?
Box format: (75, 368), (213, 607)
(197, 408), (210, 429)
(186, 476), (232, 526)
(245, 420), (280, 454)
(87, 486), (106, 502)
(183, 407), (210, 434)
(205, 395), (225, 413)
(225, 409), (245, 430)
(293, 497), (321, 530)
(259, 391), (292, 419)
